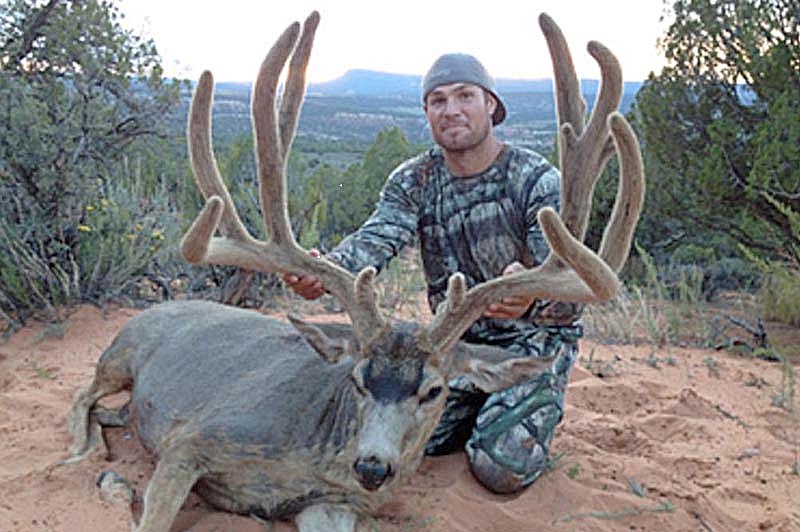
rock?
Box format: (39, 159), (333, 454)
(97, 470), (134, 505)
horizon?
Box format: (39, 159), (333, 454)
(210, 67), (647, 86)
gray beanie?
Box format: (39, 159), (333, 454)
(421, 53), (506, 125)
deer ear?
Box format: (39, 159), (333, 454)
(448, 343), (556, 393)
(287, 313), (352, 363)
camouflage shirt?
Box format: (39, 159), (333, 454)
(328, 144), (582, 355)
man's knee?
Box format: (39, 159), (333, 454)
(466, 436), (548, 494)
(464, 378), (564, 494)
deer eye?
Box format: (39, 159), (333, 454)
(419, 385), (443, 405)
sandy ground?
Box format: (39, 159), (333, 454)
(1, 303), (798, 532)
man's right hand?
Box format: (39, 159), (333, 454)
(283, 249), (326, 300)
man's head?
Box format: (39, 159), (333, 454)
(422, 53), (506, 126)
(422, 53), (506, 154)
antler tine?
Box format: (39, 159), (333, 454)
(182, 12), (388, 352)
(599, 113), (645, 271)
(419, 13), (644, 357)
(584, 41), (623, 147)
(279, 11), (320, 156)
(185, 71), (249, 243)
(538, 13), (585, 136)
(253, 20), (302, 245)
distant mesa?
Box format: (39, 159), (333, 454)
(306, 69), (644, 98)
(204, 69), (644, 98)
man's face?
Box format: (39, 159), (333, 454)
(424, 83), (496, 153)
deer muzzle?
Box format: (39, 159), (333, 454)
(353, 456), (395, 491)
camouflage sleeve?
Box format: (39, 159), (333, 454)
(522, 164), (561, 265)
(521, 160), (584, 326)
(326, 162), (420, 275)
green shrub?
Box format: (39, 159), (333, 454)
(758, 263), (800, 326)
(75, 159), (181, 301)
(0, 220), (73, 323)
(585, 243), (724, 346)
(0, 152), (181, 324)
(642, 239), (761, 301)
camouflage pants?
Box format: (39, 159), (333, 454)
(425, 326), (580, 494)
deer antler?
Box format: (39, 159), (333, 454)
(180, 11), (389, 351)
(419, 13), (645, 355)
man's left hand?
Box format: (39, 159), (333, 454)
(483, 262), (535, 319)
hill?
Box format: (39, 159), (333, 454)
(307, 69), (643, 98)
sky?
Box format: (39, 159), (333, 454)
(118, 0), (672, 84)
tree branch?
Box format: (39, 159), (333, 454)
(4, 0), (60, 68)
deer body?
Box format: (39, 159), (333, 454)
(68, 300), (468, 530)
(65, 10), (644, 532)
(124, 302), (359, 464)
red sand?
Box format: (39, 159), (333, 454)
(1, 304), (798, 531)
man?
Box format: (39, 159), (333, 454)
(285, 53), (581, 494)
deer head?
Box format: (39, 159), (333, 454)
(180, 10), (644, 492)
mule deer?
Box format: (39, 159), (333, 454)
(65, 11), (644, 532)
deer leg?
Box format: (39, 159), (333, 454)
(133, 448), (203, 532)
(63, 342), (134, 463)
(295, 503), (358, 532)
(91, 402), (130, 427)
(64, 379), (128, 463)
(62, 389), (105, 465)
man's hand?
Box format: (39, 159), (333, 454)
(283, 249), (326, 300)
(482, 261), (535, 319)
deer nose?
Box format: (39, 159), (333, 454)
(354, 456), (394, 491)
